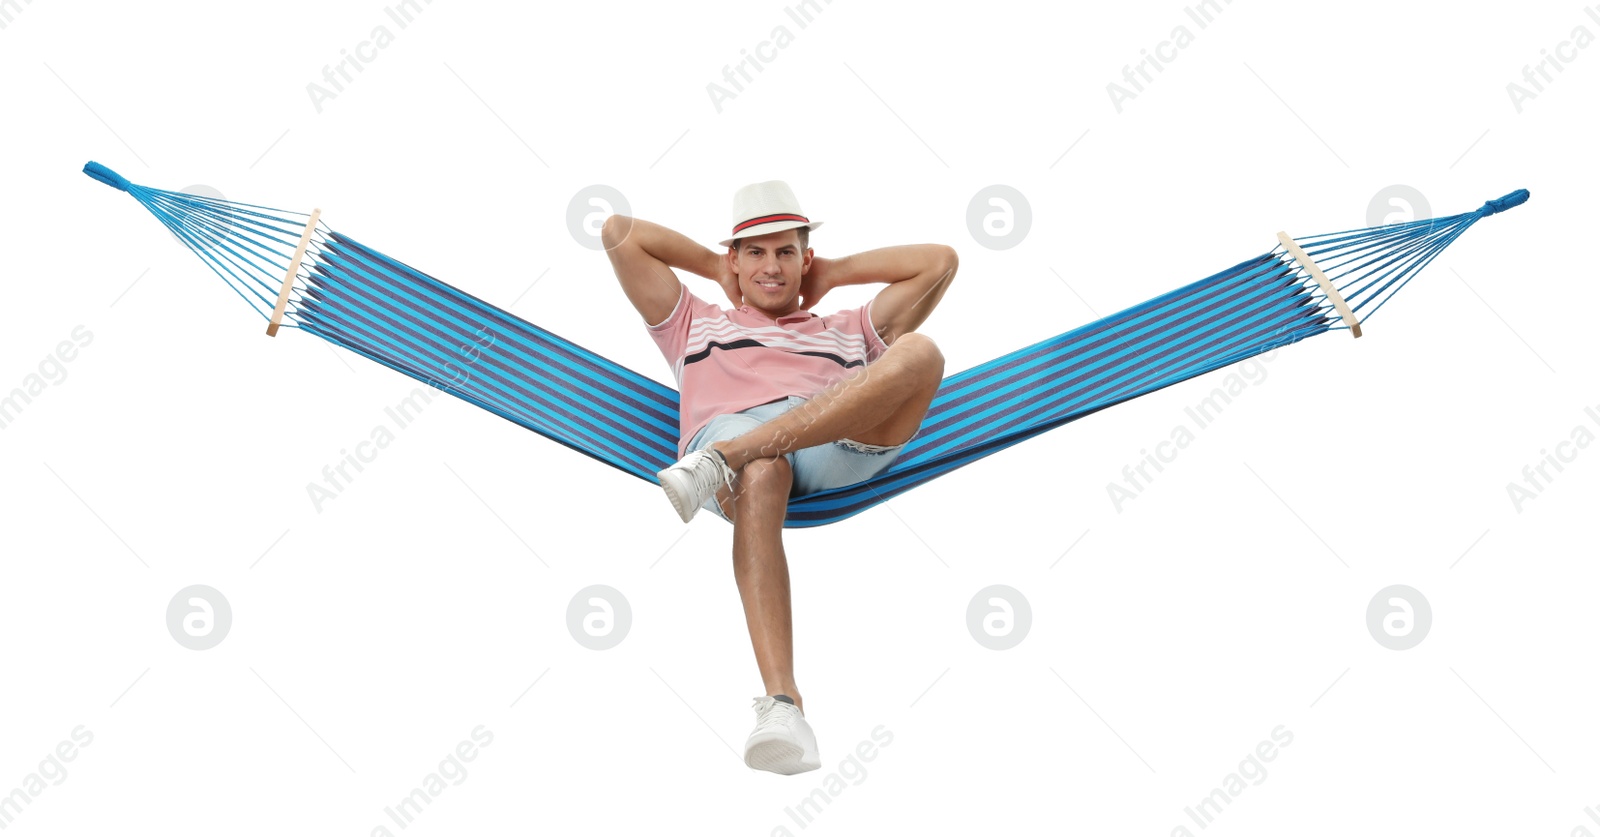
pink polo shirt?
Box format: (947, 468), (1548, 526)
(645, 281), (890, 458)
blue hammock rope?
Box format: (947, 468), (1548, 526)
(83, 162), (1529, 528)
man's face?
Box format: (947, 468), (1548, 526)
(730, 228), (809, 316)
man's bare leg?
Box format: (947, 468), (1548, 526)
(715, 457), (805, 714)
(709, 333), (945, 472)
(704, 333), (943, 719)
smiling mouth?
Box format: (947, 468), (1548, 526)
(755, 280), (784, 290)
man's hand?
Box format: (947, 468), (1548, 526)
(713, 249), (743, 308)
(799, 255), (834, 310)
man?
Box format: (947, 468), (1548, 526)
(600, 180), (956, 775)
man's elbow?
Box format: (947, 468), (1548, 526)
(601, 214), (634, 249)
(935, 244), (959, 279)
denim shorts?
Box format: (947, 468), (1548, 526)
(685, 394), (908, 523)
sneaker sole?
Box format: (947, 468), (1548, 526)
(744, 734), (820, 775)
(657, 471), (699, 523)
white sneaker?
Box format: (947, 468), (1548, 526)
(743, 695), (820, 775)
(657, 448), (736, 523)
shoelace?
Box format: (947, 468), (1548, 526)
(751, 697), (799, 734)
(687, 450), (735, 499)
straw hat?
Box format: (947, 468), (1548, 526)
(718, 180), (823, 248)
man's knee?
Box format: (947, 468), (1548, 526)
(727, 457), (792, 520)
(891, 332), (945, 383)
(739, 456), (793, 496)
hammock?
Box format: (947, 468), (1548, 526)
(82, 161), (1529, 528)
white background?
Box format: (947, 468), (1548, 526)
(2, 0), (1596, 834)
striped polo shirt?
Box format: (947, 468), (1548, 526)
(645, 281), (890, 458)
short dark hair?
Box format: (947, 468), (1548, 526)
(730, 226), (809, 253)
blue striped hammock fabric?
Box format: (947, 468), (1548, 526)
(83, 162), (1529, 528)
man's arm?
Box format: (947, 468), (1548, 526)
(600, 215), (730, 326)
(817, 244), (958, 346)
